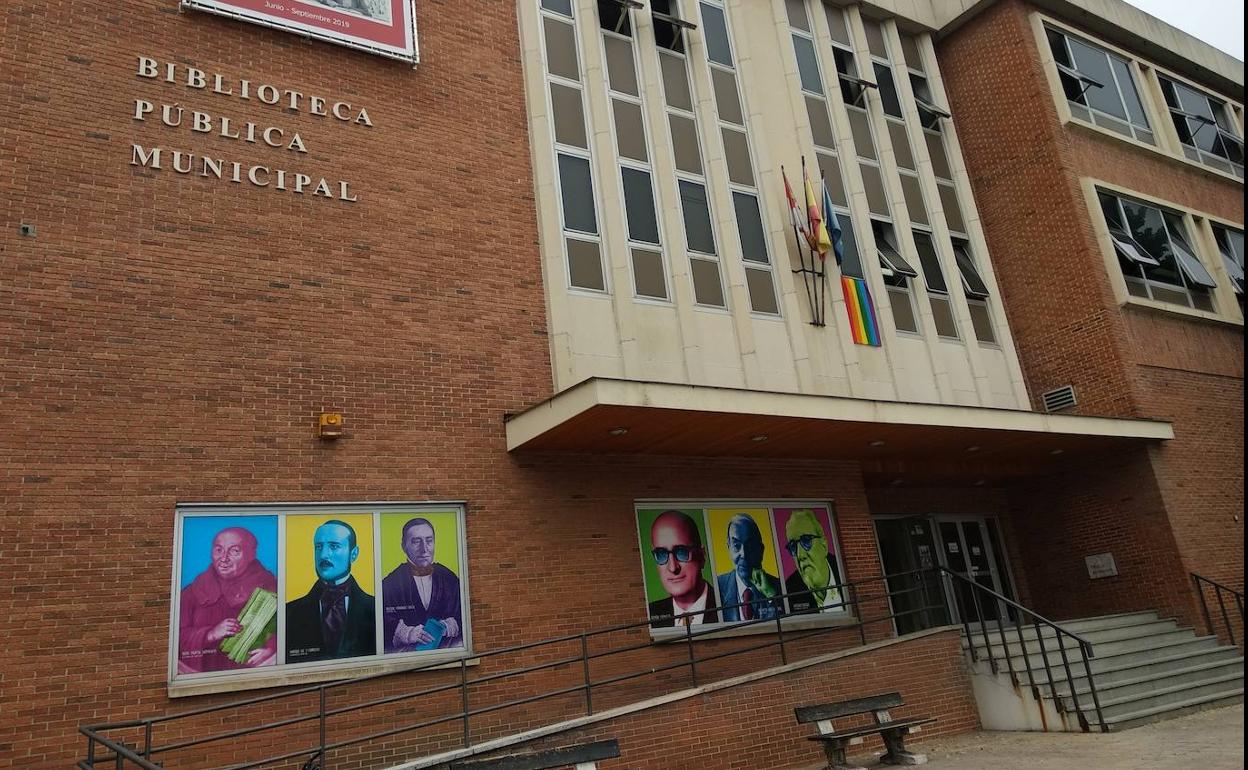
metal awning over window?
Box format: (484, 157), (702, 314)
(876, 235), (917, 278)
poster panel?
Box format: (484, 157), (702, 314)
(177, 515), (279, 673)
(772, 506), (847, 616)
(183, 0), (417, 61)
(379, 512), (465, 652)
(635, 508), (719, 628)
(706, 507), (784, 622)
(284, 513), (378, 664)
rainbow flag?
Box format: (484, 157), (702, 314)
(841, 276), (882, 347)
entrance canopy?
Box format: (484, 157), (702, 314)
(505, 379), (1173, 479)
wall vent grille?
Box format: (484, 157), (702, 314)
(1042, 385), (1078, 413)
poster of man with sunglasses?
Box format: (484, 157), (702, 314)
(774, 507), (846, 616)
(637, 509), (720, 628)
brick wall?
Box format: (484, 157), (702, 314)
(938, 0), (1244, 625)
(444, 629), (977, 770)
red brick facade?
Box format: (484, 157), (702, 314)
(938, 0), (1245, 624)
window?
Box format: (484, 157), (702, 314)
(597, 0), (636, 35)
(910, 73), (949, 131)
(913, 230), (959, 338)
(542, 4), (608, 293)
(1212, 225), (1245, 302)
(1098, 190), (1218, 311)
(171, 503), (472, 691)
(952, 238), (996, 344)
(873, 220), (920, 334)
(874, 62), (903, 119)
(703, 0), (779, 315)
(1046, 27), (1153, 144)
(1159, 76), (1245, 179)
(652, 0), (693, 53)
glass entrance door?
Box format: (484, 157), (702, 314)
(935, 516), (1017, 625)
(874, 517), (951, 634)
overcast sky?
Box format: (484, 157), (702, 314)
(1121, 0), (1245, 61)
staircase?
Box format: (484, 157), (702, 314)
(964, 610), (1244, 732)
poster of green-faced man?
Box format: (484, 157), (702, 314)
(774, 507), (847, 615)
(636, 509), (720, 628)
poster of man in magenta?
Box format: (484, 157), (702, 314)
(773, 507), (848, 616)
(182, 0), (417, 61)
(177, 516), (279, 673)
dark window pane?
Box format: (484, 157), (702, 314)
(669, 114), (703, 174)
(700, 3), (733, 67)
(598, 0), (631, 34)
(544, 17), (580, 81)
(860, 163), (889, 217)
(901, 33), (924, 72)
(888, 286), (919, 332)
(1110, 57), (1147, 128)
(834, 49), (862, 106)
(614, 99), (648, 162)
(746, 268), (780, 314)
(733, 192), (769, 264)
(558, 153), (597, 234)
(817, 152), (847, 208)
(1122, 199), (1183, 286)
(1047, 28), (1072, 68)
(792, 34), (823, 94)
(722, 128), (755, 186)
(785, 0), (810, 31)
(690, 257), (725, 306)
(632, 248), (668, 299)
(567, 238), (605, 290)
(834, 210), (862, 279)
(901, 174), (928, 225)
(660, 52), (693, 110)
(680, 180), (716, 254)
(1098, 191), (1124, 229)
(825, 6), (850, 46)
(969, 301), (996, 344)
(926, 131), (951, 179)
(603, 35), (639, 95)
(807, 96), (836, 149)
(875, 63), (903, 118)
(622, 167), (660, 244)
(713, 68), (744, 125)
(542, 0), (573, 17)
(551, 83), (588, 148)
(848, 109), (876, 159)
(939, 183), (964, 234)
(889, 121), (915, 169)
(913, 230), (948, 293)
(862, 17), (887, 58)
(930, 294), (959, 338)
(953, 239), (990, 298)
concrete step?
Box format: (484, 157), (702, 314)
(968, 626), (1205, 665)
(1099, 687), (1245, 731)
(1051, 658), (1245, 711)
(1039, 645), (1244, 691)
(965, 611), (1159, 639)
(964, 618), (1179, 655)
(981, 635), (1225, 685)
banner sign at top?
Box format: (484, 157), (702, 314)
(182, 0), (418, 63)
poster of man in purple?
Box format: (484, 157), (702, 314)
(773, 507), (847, 615)
(177, 516), (279, 674)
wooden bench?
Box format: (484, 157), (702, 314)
(448, 739), (620, 770)
(795, 692), (935, 770)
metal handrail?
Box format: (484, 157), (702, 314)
(1192, 572), (1245, 648)
(80, 568), (940, 769)
(937, 566), (1107, 732)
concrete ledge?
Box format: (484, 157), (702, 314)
(390, 627), (963, 770)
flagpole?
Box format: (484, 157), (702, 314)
(803, 157), (825, 326)
(783, 165), (819, 326)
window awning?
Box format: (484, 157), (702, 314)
(505, 379), (1174, 477)
(1109, 228), (1160, 266)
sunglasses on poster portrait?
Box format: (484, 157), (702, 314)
(652, 545), (701, 565)
(786, 534), (824, 557)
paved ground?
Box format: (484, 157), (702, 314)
(857, 704), (1244, 770)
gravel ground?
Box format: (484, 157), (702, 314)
(870, 704), (1245, 770)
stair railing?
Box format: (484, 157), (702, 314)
(1191, 573), (1245, 649)
(938, 566), (1108, 732)
(78, 568), (951, 770)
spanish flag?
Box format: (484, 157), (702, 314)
(803, 162), (833, 258)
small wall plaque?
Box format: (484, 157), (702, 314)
(1085, 552), (1118, 580)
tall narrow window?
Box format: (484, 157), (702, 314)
(873, 220), (920, 334)
(601, 6), (670, 301)
(656, 20), (726, 309)
(701, 0), (779, 315)
(912, 230), (958, 339)
(1098, 190), (1219, 311)
(952, 239), (996, 344)
(1045, 26), (1153, 144)
(543, 3), (607, 292)
(1212, 224), (1245, 310)
(1159, 75), (1245, 179)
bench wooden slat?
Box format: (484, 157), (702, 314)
(795, 692), (904, 723)
(805, 717), (936, 743)
(450, 740), (621, 770)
